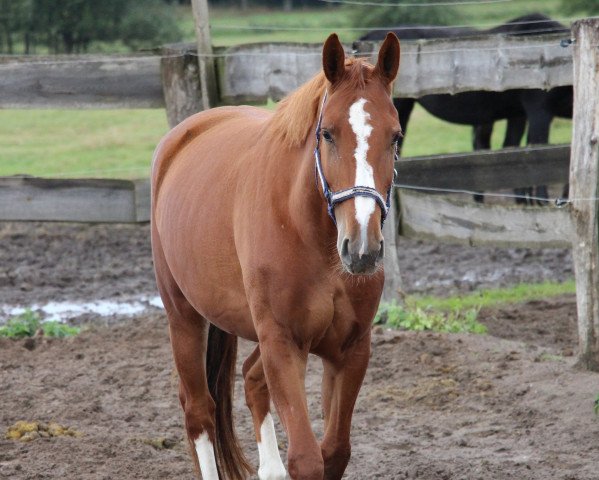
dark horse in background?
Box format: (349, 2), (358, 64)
(357, 14), (573, 204)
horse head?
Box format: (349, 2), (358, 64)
(317, 33), (401, 275)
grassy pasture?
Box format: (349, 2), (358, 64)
(0, 105), (572, 178)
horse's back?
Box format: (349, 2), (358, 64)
(152, 106), (269, 196)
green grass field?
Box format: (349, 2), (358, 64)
(0, 110), (168, 178)
(0, 104), (572, 178)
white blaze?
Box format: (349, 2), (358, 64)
(194, 432), (219, 480)
(257, 413), (287, 480)
(348, 98), (375, 254)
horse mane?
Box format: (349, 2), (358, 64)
(267, 58), (372, 148)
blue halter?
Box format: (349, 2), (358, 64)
(314, 90), (397, 226)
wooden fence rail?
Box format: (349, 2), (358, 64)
(0, 177), (149, 223)
(0, 143), (572, 246)
(0, 32), (573, 110)
(0, 54), (164, 109)
(397, 144), (569, 191)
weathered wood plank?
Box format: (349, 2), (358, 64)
(218, 33), (573, 103)
(399, 190), (572, 248)
(0, 177), (140, 222)
(382, 196), (402, 302)
(133, 179), (151, 222)
(217, 42), (322, 103)
(358, 33), (572, 97)
(397, 145), (570, 191)
(0, 33), (572, 108)
(161, 44), (202, 128)
(0, 54), (164, 108)
(568, 18), (599, 371)
(192, 0), (218, 109)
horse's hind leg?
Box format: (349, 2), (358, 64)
(471, 123), (493, 203)
(152, 232), (218, 479)
(242, 346), (287, 480)
(501, 115), (533, 205)
(168, 303), (219, 479)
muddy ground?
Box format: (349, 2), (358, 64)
(0, 222), (597, 480)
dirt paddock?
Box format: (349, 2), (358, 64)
(0, 222), (598, 479)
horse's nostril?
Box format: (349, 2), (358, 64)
(341, 238), (350, 258)
(378, 240), (385, 260)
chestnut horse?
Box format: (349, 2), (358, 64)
(151, 33), (401, 479)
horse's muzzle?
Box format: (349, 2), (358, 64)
(340, 238), (384, 275)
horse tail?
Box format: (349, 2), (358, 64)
(206, 323), (254, 479)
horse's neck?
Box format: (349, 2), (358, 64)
(265, 124), (335, 246)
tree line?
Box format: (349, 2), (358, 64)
(0, 0), (329, 54)
(0, 0), (187, 54)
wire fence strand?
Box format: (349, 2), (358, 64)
(392, 183), (574, 206)
(318, 0), (512, 6)
(210, 16), (577, 32)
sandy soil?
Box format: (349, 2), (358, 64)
(1, 222), (597, 480)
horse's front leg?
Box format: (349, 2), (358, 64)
(256, 322), (324, 480)
(242, 345), (287, 480)
(320, 332), (371, 480)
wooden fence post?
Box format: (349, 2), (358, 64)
(161, 44), (202, 128)
(191, 0), (218, 110)
(382, 192), (403, 303)
(569, 17), (599, 371)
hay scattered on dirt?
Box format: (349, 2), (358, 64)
(5, 421), (82, 442)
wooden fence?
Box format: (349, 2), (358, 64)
(0, 144), (571, 246)
(1, 18), (599, 369)
(0, 33), (572, 110)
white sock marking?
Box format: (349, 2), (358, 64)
(194, 432), (219, 480)
(257, 413), (287, 480)
(348, 98), (375, 254)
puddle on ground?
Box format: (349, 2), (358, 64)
(1, 296), (164, 323)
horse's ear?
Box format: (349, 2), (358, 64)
(322, 33), (345, 85)
(374, 32), (400, 84)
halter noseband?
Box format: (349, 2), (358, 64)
(314, 90), (397, 226)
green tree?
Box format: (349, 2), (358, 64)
(0, 0), (32, 53)
(560, 0), (599, 16)
(0, 0), (183, 54)
(120, 0), (183, 51)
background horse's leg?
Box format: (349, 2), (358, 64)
(242, 346), (287, 480)
(471, 123), (493, 203)
(522, 90), (554, 205)
(256, 322), (323, 480)
(503, 115), (526, 148)
(501, 115), (530, 205)
(319, 333), (371, 480)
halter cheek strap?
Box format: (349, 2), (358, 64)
(314, 90), (397, 226)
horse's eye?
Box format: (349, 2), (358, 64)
(322, 130), (333, 143)
(392, 131), (403, 145)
